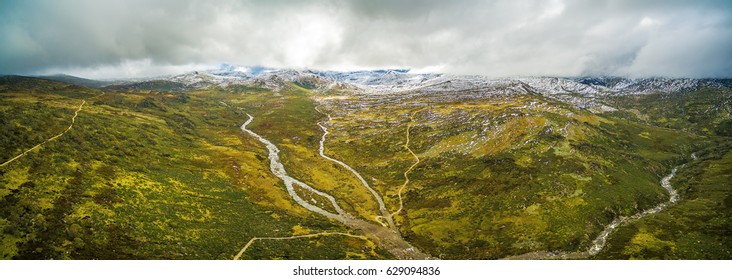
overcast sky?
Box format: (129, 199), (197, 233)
(1, 0), (731, 79)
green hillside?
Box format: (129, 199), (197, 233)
(1, 76), (730, 259)
(0, 77), (388, 259)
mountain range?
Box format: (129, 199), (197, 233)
(1, 66), (731, 260)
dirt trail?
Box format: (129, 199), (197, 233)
(233, 232), (368, 260)
(240, 114), (430, 260)
(1, 99), (87, 168)
(391, 108), (427, 218)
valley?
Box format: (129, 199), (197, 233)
(0, 70), (730, 259)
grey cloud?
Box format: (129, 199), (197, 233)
(1, 0), (731, 79)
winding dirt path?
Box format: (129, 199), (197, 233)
(233, 232), (368, 260)
(1, 99), (87, 168)
(391, 108), (427, 219)
(314, 107), (398, 231)
(239, 114), (430, 259)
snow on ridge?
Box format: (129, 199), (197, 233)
(164, 65), (725, 96)
(160, 66), (730, 113)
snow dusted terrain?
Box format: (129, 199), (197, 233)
(169, 64), (725, 93)
(163, 64), (729, 111)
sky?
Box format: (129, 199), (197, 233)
(1, 0), (731, 79)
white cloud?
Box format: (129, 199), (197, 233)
(1, 0), (731, 78)
(638, 17), (660, 28)
(37, 59), (215, 80)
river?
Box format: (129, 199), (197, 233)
(241, 113), (430, 259)
(505, 155), (694, 259)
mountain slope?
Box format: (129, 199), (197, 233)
(1, 71), (730, 259)
(37, 74), (112, 88)
(0, 77), (389, 259)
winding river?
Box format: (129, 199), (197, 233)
(316, 112), (398, 232)
(241, 111), (691, 259)
(506, 155), (694, 259)
(241, 114), (429, 259)
(241, 114), (347, 221)
(586, 165), (682, 256)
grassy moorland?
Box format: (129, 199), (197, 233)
(596, 140), (732, 259)
(593, 89), (732, 259)
(316, 88), (716, 259)
(1, 75), (729, 259)
(0, 76), (388, 259)
(603, 88), (732, 136)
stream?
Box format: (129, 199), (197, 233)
(317, 118), (398, 231)
(586, 165), (682, 256)
(505, 154), (694, 259)
(241, 114), (430, 259)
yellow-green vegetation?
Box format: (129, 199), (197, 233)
(238, 232), (390, 260)
(1, 75), (730, 260)
(597, 140), (732, 259)
(604, 88), (732, 136)
(236, 86), (389, 222)
(317, 88), (716, 259)
(0, 77), (389, 259)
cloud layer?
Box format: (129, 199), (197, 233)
(1, 0), (731, 79)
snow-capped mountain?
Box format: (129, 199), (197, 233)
(166, 64), (727, 96)
(156, 64), (731, 112)
(310, 69), (443, 93)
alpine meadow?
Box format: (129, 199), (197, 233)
(1, 0), (731, 261)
